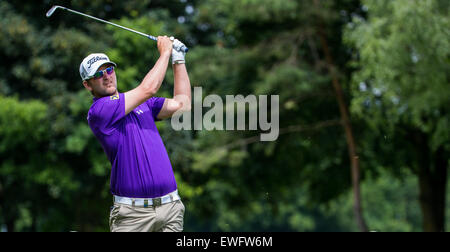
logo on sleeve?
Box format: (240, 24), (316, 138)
(110, 94), (119, 100)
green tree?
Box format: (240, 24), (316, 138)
(2, 0), (446, 232)
(182, 0), (371, 231)
(0, 0), (197, 231)
(345, 0), (450, 231)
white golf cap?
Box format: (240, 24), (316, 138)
(79, 53), (117, 81)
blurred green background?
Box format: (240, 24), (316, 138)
(0, 0), (449, 232)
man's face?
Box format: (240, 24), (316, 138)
(83, 64), (117, 98)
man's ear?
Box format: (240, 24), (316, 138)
(82, 80), (92, 91)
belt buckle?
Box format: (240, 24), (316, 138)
(153, 198), (162, 206)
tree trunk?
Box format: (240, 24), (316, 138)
(313, 0), (368, 232)
(418, 145), (448, 232)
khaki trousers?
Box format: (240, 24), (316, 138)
(109, 200), (185, 232)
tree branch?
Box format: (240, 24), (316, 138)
(221, 119), (342, 150)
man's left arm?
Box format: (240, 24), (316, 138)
(157, 40), (191, 120)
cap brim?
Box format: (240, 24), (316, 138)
(96, 61), (117, 71)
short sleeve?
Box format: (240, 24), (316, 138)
(88, 93), (126, 135)
(146, 97), (166, 121)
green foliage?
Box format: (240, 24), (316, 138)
(346, 0), (449, 131)
(0, 0), (448, 232)
(345, 0), (450, 169)
(0, 96), (48, 152)
(344, 0), (449, 231)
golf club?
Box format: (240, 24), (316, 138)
(46, 5), (188, 53)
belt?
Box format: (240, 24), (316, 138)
(113, 190), (180, 207)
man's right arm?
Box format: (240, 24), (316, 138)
(124, 36), (173, 115)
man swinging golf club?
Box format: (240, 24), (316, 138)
(80, 36), (191, 232)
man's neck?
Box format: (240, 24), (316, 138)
(94, 90), (119, 99)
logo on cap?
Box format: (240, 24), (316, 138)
(87, 56), (108, 69)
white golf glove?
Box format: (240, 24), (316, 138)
(171, 38), (186, 64)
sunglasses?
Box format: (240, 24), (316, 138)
(91, 66), (114, 79)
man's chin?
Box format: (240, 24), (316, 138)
(95, 88), (117, 98)
(107, 88), (117, 96)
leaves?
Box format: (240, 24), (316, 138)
(0, 0), (448, 231)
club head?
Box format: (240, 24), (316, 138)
(46, 5), (62, 18)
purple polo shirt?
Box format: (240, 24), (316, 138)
(87, 93), (177, 198)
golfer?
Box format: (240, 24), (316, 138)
(80, 36), (191, 232)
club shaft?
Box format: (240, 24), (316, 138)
(47, 5), (188, 52)
(62, 7), (157, 41)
